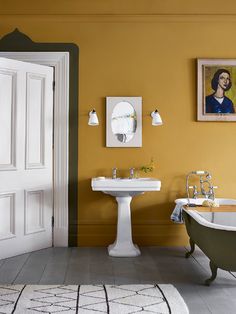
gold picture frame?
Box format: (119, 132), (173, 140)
(198, 59), (236, 121)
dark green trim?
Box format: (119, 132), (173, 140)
(0, 29), (79, 246)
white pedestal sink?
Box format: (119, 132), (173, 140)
(91, 177), (161, 257)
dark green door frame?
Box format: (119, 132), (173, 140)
(0, 29), (79, 246)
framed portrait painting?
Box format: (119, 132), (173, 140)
(198, 59), (236, 121)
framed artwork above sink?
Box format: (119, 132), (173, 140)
(106, 96), (142, 147)
(197, 59), (236, 121)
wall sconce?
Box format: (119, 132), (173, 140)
(151, 109), (163, 126)
(88, 109), (99, 126)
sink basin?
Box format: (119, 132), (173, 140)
(91, 177), (161, 257)
(91, 177), (161, 196)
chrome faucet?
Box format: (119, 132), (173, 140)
(200, 179), (218, 200)
(112, 167), (117, 179)
(129, 168), (135, 179)
(186, 171), (218, 204)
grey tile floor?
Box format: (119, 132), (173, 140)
(1, 246), (236, 314)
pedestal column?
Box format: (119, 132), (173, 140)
(108, 195), (141, 257)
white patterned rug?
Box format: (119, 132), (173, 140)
(0, 284), (189, 314)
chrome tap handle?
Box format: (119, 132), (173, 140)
(209, 186), (218, 192)
(129, 168), (135, 179)
(112, 167), (117, 179)
(208, 185), (218, 200)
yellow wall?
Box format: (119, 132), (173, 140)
(1, 0), (236, 246)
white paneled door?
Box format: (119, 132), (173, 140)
(0, 57), (53, 259)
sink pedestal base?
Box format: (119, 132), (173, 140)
(108, 196), (141, 257)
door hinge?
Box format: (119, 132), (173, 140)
(51, 216), (54, 228)
(52, 80), (55, 91)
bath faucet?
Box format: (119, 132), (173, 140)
(129, 168), (135, 179)
(112, 167), (117, 179)
(186, 170), (218, 204)
(200, 178), (218, 200)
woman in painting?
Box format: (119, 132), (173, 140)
(206, 69), (235, 113)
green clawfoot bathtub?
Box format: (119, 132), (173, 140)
(181, 199), (236, 285)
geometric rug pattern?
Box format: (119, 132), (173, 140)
(0, 284), (189, 313)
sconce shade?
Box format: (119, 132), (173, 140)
(88, 109), (99, 126)
(151, 109), (163, 126)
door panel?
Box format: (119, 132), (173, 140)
(0, 70), (16, 169)
(24, 189), (44, 235)
(26, 73), (45, 168)
(0, 57), (53, 259)
(0, 192), (15, 240)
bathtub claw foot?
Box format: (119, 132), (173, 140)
(205, 261), (218, 286)
(185, 251), (191, 258)
(205, 278), (212, 286)
(185, 238), (195, 258)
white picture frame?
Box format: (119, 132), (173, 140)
(106, 96), (142, 147)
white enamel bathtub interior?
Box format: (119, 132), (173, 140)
(179, 198), (236, 230)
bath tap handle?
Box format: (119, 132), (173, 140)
(210, 186), (218, 191)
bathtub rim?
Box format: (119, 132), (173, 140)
(183, 208), (236, 232)
(175, 198), (236, 205)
